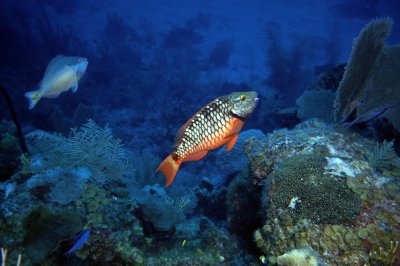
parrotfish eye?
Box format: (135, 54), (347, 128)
(239, 94), (246, 101)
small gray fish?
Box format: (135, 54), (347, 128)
(25, 55), (88, 109)
(345, 102), (400, 128)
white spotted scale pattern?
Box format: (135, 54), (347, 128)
(174, 96), (234, 160)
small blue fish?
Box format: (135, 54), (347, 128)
(25, 55), (88, 109)
(64, 229), (90, 257)
(378, 221), (392, 233)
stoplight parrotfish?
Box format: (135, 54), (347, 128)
(24, 55), (88, 109)
(157, 91), (258, 186)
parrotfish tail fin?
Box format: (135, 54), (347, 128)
(24, 90), (40, 110)
(157, 153), (181, 187)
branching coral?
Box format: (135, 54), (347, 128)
(26, 119), (132, 183)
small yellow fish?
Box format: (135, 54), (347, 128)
(25, 55), (88, 109)
(182, 239), (186, 247)
(157, 91), (258, 186)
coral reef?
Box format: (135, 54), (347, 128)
(134, 184), (185, 232)
(26, 167), (91, 205)
(246, 119), (400, 265)
(269, 153), (361, 224)
(0, 117), (264, 265)
(276, 248), (321, 266)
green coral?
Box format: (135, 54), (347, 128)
(269, 153), (361, 225)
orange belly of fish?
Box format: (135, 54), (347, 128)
(195, 130), (229, 151)
(157, 117), (244, 187)
(184, 117), (244, 158)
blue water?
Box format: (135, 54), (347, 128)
(1, 1), (400, 265)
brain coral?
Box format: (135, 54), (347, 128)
(269, 153), (361, 225)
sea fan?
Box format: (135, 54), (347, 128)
(26, 119), (133, 183)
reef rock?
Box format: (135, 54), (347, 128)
(277, 248), (321, 266)
(246, 119), (400, 265)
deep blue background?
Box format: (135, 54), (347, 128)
(1, 0), (399, 156)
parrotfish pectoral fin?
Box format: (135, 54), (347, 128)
(225, 134), (239, 151)
(157, 154), (181, 187)
(24, 90), (41, 110)
(71, 83), (78, 93)
(183, 150), (208, 162)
